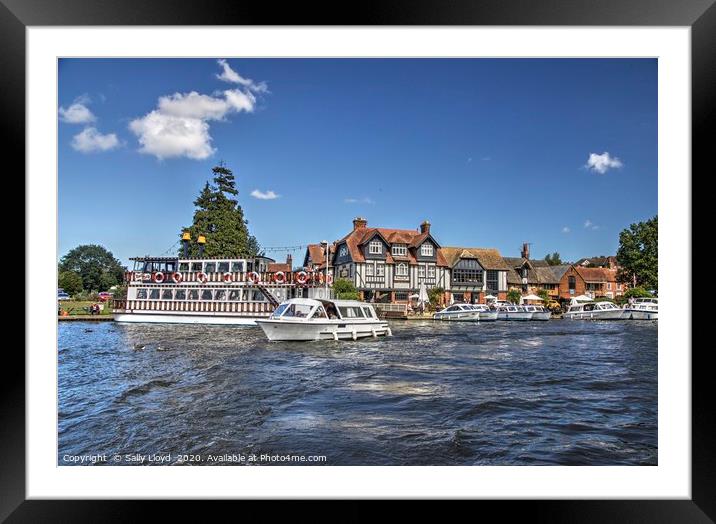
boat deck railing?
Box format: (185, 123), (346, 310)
(124, 270), (330, 286)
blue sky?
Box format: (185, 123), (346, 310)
(58, 58), (657, 267)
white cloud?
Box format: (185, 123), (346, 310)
(562, 227), (571, 233)
(59, 98), (96, 124)
(583, 219), (599, 230)
(251, 189), (279, 200)
(129, 85), (262, 160)
(344, 197), (375, 204)
(585, 152), (623, 174)
(71, 127), (120, 153)
(216, 59), (268, 93)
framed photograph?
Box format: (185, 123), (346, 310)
(9, 0), (709, 520)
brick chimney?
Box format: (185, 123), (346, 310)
(353, 217), (368, 230)
(521, 242), (530, 259)
(286, 253), (293, 269)
(420, 220), (431, 234)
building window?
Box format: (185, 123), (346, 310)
(428, 265), (436, 278)
(396, 263), (408, 276)
(607, 282), (612, 290)
(392, 244), (407, 257)
(453, 259), (483, 285)
(366, 264), (374, 277)
(376, 264), (385, 277)
(395, 291), (409, 301)
(418, 265), (425, 278)
(420, 243), (434, 257)
(339, 246), (347, 257)
(486, 270), (499, 292)
(369, 240), (382, 254)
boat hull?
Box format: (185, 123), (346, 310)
(564, 310), (624, 320)
(477, 311), (498, 321)
(624, 309), (658, 320)
(113, 312), (262, 325)
(433, 312), (480, 322)
(529, 311), (551, 321)
(255, 319), (391, 341)
(497, 312), (533, 321)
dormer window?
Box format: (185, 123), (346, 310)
(420, 243), (434, 257)
(369, 240), (382, 254)
(339, 246), (347, 257)
(392, 244), (407, 257)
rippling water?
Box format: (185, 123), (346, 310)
(58, 320), (657, 466)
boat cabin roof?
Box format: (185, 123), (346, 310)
(280, 298), (372, 308)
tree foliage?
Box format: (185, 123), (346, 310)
(58, 271), (83, 296)
(333, 278), (360, 300)
(536, 288), (551, 303)
(544, 252), (563, 266)
(59, 244), (125, 292)
(623, 286), (653, 299)
(428, 287), (445, 310)
(182, 164), (261, 258)
(616, 216), (658, 290)
(507, 288), (522, 304)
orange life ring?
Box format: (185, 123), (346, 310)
(223, 272), (233, 283)
(247, 271), (260, 284)
(152, 271), (165, 283)
(274, 271), (286, 284)
(197, 272), (208, 283)
(172, 272), (183, 284)
(295, 271), (308, 285)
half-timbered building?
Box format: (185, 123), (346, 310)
(440, 247), (510, 303)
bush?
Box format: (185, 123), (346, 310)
(428, 287), (445, 310)
(507, 289), (522, 304)
(623, 286), (653, 299)
(333, 278), (360, 300)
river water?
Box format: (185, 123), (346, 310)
(58, 320), (657, 466)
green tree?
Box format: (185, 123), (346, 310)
(59, 245), (125, 292)
(182, 164), (261, 258)
(536, 288), (550, 303)
(617, 216), (658, 290)
(58, 271), (83, 296)
(544, 252), (563, 266)
(507, 288), (522, 304)
(623, 286), (653, 299)
(333, 278), (360, 300)
(428, 287), (445, 310)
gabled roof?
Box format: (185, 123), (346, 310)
(440, 247), (509, 270)
(338, 226), (448, 266)
(548, 264), (572, 280)
(574, 266), (617, 283)
(304, 243), (334, 269)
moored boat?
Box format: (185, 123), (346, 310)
(255, 298), (391, 341)
(523, 304), (551, 321)
(623, 297), (658, 320)
(471, 303), (498, 321)
(564, 300), (624, 320)
(496, 304), (533, 321)
(433, 303), (480, 322)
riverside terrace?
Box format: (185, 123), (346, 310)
(305, 217), (628, 306)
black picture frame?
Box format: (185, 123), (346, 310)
(5, 0), (708, 520)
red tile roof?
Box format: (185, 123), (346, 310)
(339, 225), (447, 266)
(574, 266), (617, 283)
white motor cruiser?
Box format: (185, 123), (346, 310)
(623, 297), (658, 320)
(433, 303), (480, 322)
(563, 300), (624, 320)
(255, 298), (391, 341)
(496, 304), (533, 321)
(523, 304), (551, 321)
(471, 303), (498, 321)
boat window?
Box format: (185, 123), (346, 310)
(218, 262), (229, 273)
(191, 262), (202, 272)
(166, 262), (176, 273)
(325, 304), (340, 319)
(204, 262), (216, 273)
(229, 290), (241, 301)
(188, 289), (199, 301)
(215, 289), (227, 301)
(282, 303), (313, 318)
(231, 261), (244, 273)
(446, 306), (460, 312)
(161, 289), (173, 300)
(201, 289), (213, 300)
(312, 306), (328, 319)
(179, 262), (189, 272)
(273, 304), (289, 317)
(362, 306), (374, 319)
(338, 306), (364, 318)
(175, 289), (186, 300)
(149, 289), (160, 300)
(136, 289), (148, 300)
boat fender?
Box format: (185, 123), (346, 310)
(197, 272), (208, 284)
(351, 329), (357, 341)
(387, 327), (393, 337)
(274, 271), (286, 284)
(172, 272), (183, 284)
(295, 271), (308, 285)
(371, 328), (377, 338)
(152, 271), (165, 283)
(332, 331), (338, 341)
(247, 271), (260, 284)
(223, 272), (233, 283)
